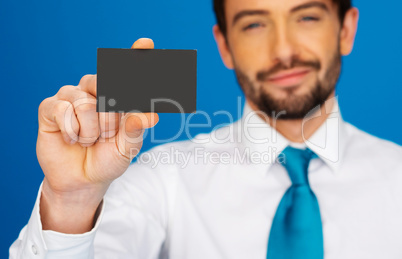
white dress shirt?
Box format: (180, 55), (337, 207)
(10, 99), (402, 259)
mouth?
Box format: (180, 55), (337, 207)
(266, 68), (312, 88)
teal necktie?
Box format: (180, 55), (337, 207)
(266, 146), (323, 259)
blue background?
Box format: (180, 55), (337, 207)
(1, 0), (401, 257)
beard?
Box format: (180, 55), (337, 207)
(234, 48), (342, 120)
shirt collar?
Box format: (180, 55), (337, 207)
(239, 97), (347, 174)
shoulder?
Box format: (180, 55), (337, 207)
(343, 122), (402, 172)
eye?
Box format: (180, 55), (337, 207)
(300, 16), (320, 22)
(243, 23), (263, 31)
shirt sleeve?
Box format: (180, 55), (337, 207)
(9, 182), (104, 259)
(9, 149), (175, 259)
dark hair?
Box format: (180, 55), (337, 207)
(213, 0), (352, 36)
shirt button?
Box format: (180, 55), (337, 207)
(31, 244), (38, 255)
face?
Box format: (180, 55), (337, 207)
(214, 0), (359, 120)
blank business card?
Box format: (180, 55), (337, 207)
(97, 48), (197, 113)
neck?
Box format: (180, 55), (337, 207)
(248, 92), (336, 143)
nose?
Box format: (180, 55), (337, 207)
(271, 22), (298, 68)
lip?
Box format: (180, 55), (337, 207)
(267, 68), (312, 87)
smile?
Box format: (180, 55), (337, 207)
(267, 68), (312, 88)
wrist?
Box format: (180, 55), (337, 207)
(40, 178), (108, 234)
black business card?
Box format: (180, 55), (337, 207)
(97, 48), (197, 113)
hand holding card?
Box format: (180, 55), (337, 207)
(36, 38), (160, 234)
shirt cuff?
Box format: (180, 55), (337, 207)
(19, 182), (105, 259)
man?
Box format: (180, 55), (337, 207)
(9, 0), (402, 258)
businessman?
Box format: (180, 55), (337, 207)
(10, 0), (402, 258)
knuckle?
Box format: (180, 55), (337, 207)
(57, 85), (75, 96)
(78, 74), (95, 86)
(73, 91), (92, 103)
(54, 101), (70, 116)
(38, 97), (52, 113)
(75, 102), (96, 114)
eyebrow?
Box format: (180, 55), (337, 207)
(232, 10), (269, 27)
(290, 1), (329, 13)
(231, 1), (329, 27)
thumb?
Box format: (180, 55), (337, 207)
(116, 113), (159, 160)
(131, 38), (155, 49)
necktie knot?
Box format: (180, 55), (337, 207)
(279, 146), (317, 186)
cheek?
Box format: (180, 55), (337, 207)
(295, 29), (339, 77)
(229, 35), (272, 77)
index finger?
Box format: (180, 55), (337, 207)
(77, 74), (97, 97)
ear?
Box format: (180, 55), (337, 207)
(212, 25), (235, 69)
(340, 7), (359, 56)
